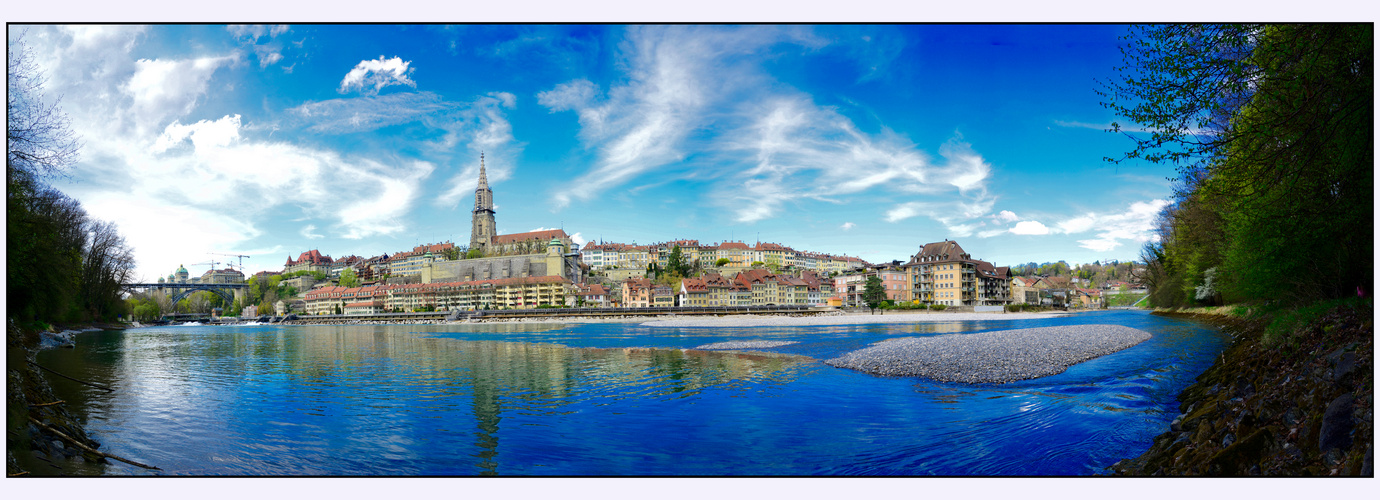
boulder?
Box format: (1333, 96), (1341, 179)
(1318, 393), (1355, 453)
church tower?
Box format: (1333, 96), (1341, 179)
(469, 153), (497, 253)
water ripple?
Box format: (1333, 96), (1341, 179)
(36, 310), (1227, 476)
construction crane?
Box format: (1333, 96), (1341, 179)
(210, 253), (251, 273)
(189, 260), (218, 274)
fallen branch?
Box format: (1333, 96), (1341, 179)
(8, 471), (32, 477)
(27, 362), (114, 392)
(30, 400), (66, 407)
(27, 416), (160, 470)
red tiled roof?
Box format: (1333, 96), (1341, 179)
(288, 249), (334, 266)
(681, 278), (708, 292)
(716, 241), (750, 250)
(493, 229), (568, 245)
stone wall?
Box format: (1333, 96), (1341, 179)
(425, 255), (549, 283)
(603, 268), (648, 282)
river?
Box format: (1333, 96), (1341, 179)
(35, 310), (1226, 476)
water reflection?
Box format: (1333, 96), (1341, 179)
(40, 326), (813, 475)
(32, 311), (1226, 476)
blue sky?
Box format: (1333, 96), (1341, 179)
(15, 24), (1182, 280)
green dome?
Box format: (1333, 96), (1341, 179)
(548, 238), (564, 246)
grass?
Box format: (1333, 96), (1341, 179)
(1261, 296), (1368, 347)
(1105, 292), (1149, 307)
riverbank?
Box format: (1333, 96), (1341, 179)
(643, 309), (1071, 327)
(6, 320), (110, 476)
(1110, 301), (1373, 476)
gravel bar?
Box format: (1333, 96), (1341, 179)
(694, 340), (800, 350)
(823, 324), (1152, 384)
(644, 311), (1066, 328)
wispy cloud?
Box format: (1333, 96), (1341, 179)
(227, 24), (290, 43)
(539, 26), (1000, 229)
(339, 56), (416, 95)
(301, 224), (324, 239)
(840, 222), (856, 231)
(289, 92), (454, 134)
(540, 26), (826, 211)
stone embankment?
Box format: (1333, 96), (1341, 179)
(823, 325), (1151, 383)
(1111, 304), (1373, 476)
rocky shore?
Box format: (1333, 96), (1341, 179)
(6, 320), (112, 476)
(823, 324), (1151, 383)
(1110, 304), (1373, 476)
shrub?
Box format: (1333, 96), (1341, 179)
(930, 304), (948, 311)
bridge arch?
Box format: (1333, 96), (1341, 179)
(167, 287), (236, 308)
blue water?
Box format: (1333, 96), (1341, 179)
(39, 310), (1227, 476)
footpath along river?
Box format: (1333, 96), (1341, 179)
(35, 309), (1227, 476)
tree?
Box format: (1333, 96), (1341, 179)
(862, 275), (886, 315)
(467, 248), (484, 259)
(8, 31), (81, 190)
(666, 245), (689, 278)
(715, 257), (731, 267)
(77, 219), (136, 320)
(1107, 24), (1372, 307)
(339, 267), (360, 288)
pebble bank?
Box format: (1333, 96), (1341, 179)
(824, 324), (1152, 384)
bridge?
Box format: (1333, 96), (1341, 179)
(124, 282), (249, 306)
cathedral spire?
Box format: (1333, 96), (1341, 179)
(476, 152), (489, 192)
(470, 152), (496, 253)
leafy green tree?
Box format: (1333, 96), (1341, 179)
(8, 34), (136, 323)
(467, 248), (484, 259)
(339, 267), (360, 288)
(666, 245), (689, 278)
(862, 275), (886, 315)
(1107, 24), (1372, 307)
(715, 257), (731, 267)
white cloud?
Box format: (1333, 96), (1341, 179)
(977, 229), (1007, 238)
(152, 115), (242, 153)
(19, 27), (446, 279)
(123, 55), (239, 132)
(1057, 214), (1097, 234)
(840, 222), (856, 231)
(301, 225), (324, 239)
(570, 232), (587, 247)
(1072, 199), (1171, 252)
(1010, 221), (1051, 235)
(488, 91), (516, 109)
(994, 210), (1019, 222)
(339, 56), (416, 95)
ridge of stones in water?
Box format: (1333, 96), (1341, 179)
(823, 324), (1153, 384)
(695, 340), (801, 350)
